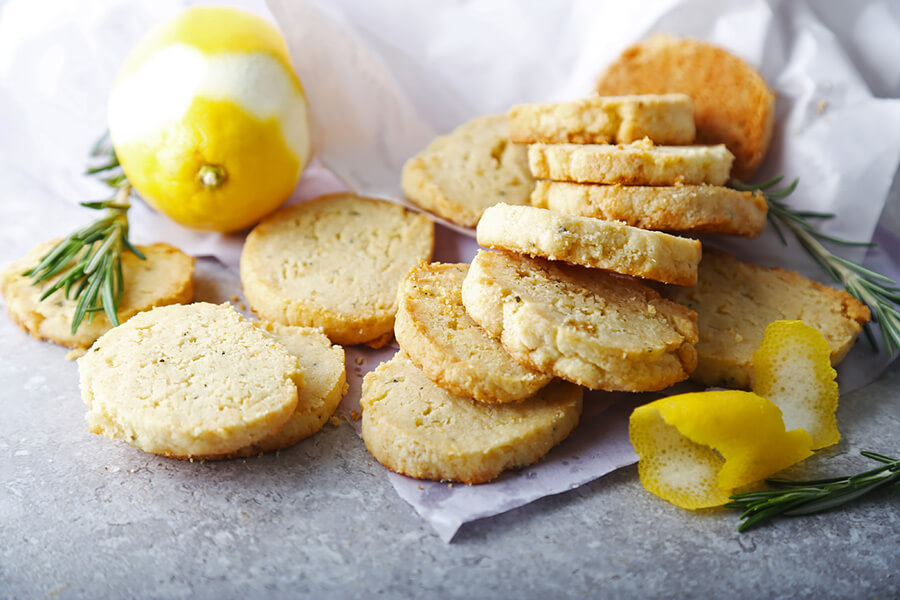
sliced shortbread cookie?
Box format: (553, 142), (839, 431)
(78, 303), (302, 458)
(395, 262), (552, 403)
(662, 249), (871, 389)
(531, 180), (767, 237)
(1, 240), (194, 349)
(528, 139), (733, 186)
(360, 352), (582, 484)
(241, 194), (434, 346)
(401, 115), (534, 227)
(231, 322), (347, 456)
(477, 203), (701, 286)
(595, 34), (775, 181)
(461, 250), (698, 391)
(508, 94), (695, 145)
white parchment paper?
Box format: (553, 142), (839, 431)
(0, 0), (898, 542)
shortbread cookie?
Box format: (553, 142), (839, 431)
(360, 352), (582, 484)
(528, 139), (733, 186)
(595, 34), (775, 181)
(1, 240), (194, 349)
(79, 303), (302, 458)
(241, 194), (434, 345)
(395, 262), (552, 403)
(662, 249), (871, 389)
(531, 180), (767, 237)
(477, 203), (701, 286)
(508, 94), (695, 145)
(462, 250), (698, 391)
(401, 115), (534, 227)
(233, 322), (347, 456)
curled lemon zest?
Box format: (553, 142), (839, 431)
(630, 391), (813, 509)
(752, 320), (840, 450)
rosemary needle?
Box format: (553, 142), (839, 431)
(726, 451), (900, 532)
(731, 177), (900, 355)
(24, 139), (144, 334)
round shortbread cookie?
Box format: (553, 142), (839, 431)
(1, 240), (194, 349)
(401, 115), (534, 227)
(531, 180), (767, 237)
(461, 250), (699, 392)
(477, 203), (701, 286)
(528, 140), (734, 186)
(395, 262), (552, 403)
(232, 322), (347, 456)
(78, 303), (302, 458)
(508, 94), (695, 145)
(360, 352), (582, 484)
(241, 194), (434, 345)
(595, 34), (775, 181)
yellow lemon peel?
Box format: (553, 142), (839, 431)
(752, 320), (840, 450)
(630, 391), (813, 509)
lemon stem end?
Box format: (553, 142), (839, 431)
(198, 164), (227, 189)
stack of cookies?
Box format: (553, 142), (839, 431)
(509, 94), (768, 260)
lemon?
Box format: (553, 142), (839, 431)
(107, 6), (311, 232)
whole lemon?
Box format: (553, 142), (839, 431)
(108, 6), (311, 232)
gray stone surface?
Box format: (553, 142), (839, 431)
(1, 254), (898, 598)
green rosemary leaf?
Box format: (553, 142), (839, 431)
(729, 451), (900, 531)
(26, 136), (143, 334)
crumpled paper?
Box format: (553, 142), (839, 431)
(0, 0), (898, 542)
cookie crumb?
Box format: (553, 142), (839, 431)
(329, 416), (341, 427)
(65, 348), (87, 361)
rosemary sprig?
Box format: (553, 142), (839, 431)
(731, 177), (900, 354)
(23, 139), (143, 334)
(726, 451), (899, 532)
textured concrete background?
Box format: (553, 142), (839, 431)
(1, 255), (898, 599)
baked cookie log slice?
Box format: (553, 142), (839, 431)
(400, 114), (534, 227)
(395, 262), (552, 403)
(477, 203), (701, 286)
(360, 352), (582, 484)
(531, 180), (767, 238)
(1, 240), (194, 348)
(595, 34), (775, 181)
(662, 249), (871, 389)
(528, 139), (734, 186)
(508, 94), (695, 145)
(462, 250), (698, 391)
(233, 322), (347, 456)
(241, 194), (435, 346)
(78, 303), (302, 458)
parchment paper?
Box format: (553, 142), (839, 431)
(0, 0), (898, 542)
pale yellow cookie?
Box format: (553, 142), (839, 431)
(531, 180), (767, 237)
(232, 322), (347, 456)
(1, 240), (194, 349)
(241, 194), (434, 345)
(360, 352), (582, 484)
(508, 94), (695, 145)
(461, 250), (698, 391)
(662, 249), (870, 389)
(401, 115), (534, 227)
(477, 203), (701, 286)
(78, 303), (302, 458)
(528, 139), (733, 186)
(595, 34), (775, 181)
(394, 262), (552, 403)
